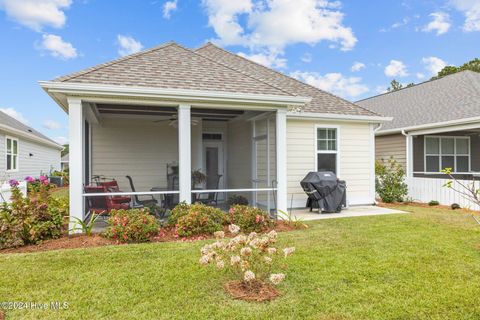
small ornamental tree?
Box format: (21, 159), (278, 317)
(199, 224), (295, 301)
(375, 158), (408, 203)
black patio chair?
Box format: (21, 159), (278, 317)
(197, 174), (222, 206)
(125, 175), (158, 208)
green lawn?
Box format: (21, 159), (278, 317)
(1, 205), (479, 319)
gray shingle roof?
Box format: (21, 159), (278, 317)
(0, 111), (60, 146)
(54, 41), (379, 117)
(357, 71), (480, 132)
(55, 42), (291, 97)
(195, 43), (379, 116)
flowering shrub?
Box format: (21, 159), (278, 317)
(105, 209), (160, 243)
(375, 158), (408, 203)
(168, 203), (226, 237)
(0, 179), (68, 249)
(228, 205), (272, 233)
(199, 224), (295, 288)
(26, 175), (54, 194)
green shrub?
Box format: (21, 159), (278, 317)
(228, 205), (272, 233)
(375, 158), (408, 203)
(227, 194), (249, 207)
(428, 200), (440, 206)
(170, 203), (226, 237)
(0, 180), (68, 249)
(105, 209), (159, 243)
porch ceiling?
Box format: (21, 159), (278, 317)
(96, 103), (245, 121)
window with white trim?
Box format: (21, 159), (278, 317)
(425, 136), (470, 173)
(6, 137), (18, 171)
(317, 128), (337, 173)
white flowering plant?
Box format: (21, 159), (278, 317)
(199, 224), (295, 288)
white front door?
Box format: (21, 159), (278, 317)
(203, 140), (225, 200)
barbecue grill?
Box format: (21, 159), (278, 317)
(300, 171), (346, 213)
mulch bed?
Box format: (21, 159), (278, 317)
(0, 310), (4, 320)
(0, 234), (114, 254)
(1, 221), (306, 255)
(378, 201), (479, 214)
(224, 280), (280, 302)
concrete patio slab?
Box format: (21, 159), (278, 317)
(289, 205), (406, 221)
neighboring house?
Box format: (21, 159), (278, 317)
(357, 70), (480, 207)
(40, 42), (389, 223)
(61, 153), (69, 171)
(0, 110), (62, 182)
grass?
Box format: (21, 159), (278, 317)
(50, 187), (69, 200)
(1, 205), (479, 319)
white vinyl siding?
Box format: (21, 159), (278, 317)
(375, 134), (406, 169)
(0, 132), (61, 181)
(287, 119), (374, 207)
(226, 120), (252, 199)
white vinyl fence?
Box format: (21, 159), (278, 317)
(0, 181), (27, 203)
(405, 177), (480, 211)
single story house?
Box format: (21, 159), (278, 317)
(357, 70), (480, 207)
(0, 110), (62, 182)
(40, 41), (389, 224)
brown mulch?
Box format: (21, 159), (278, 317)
(378, 201), (479, 214)
(1, 221), (306, 255)
(224, 280), (280, 302)
(0, 310), (4, 320)
(1, 234), (114, 254)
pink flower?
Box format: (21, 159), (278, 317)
(24, 176), (35, 183)
(42, 179), (49, 186)
(39, 175), (48, 182)
(8, 179), (19, 187)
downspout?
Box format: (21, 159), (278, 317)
(371, 123), (382, 205)
(401, 129), (412, 178)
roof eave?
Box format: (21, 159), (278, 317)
(39, 81), (311, 111)
(287, 111), (392, 123)
(376, 116), (480, 136)
(0, 124), (63, 150)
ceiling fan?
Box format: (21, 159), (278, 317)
(153, 114), (199, 127)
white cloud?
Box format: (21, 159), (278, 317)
(375, 85), (388, 94)
(0, 0), (71, 32)
(40, 34), (77, 59)
(416, 72), (425, 79)
(423, 12), (451, 35)
(384, 60), (408, 77)
(202, 0), (357, 66)
(0, 108), (29, 124)
(43, 119), (62, 130)
(422, 56), (447, 75)
(117, 35), (143, 56)
(301, 52), (312, 63)
(53, 136), (68, 145)
(351, 61), (365, 72)
(450, 0), (480, 32)
(163, 0), (178, 19)
(237, 50), (286, 68)
(290, 71), (369, 99)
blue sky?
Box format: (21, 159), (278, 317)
(0, 0), (479, 144)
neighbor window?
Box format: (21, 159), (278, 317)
(6, 137), (18, 171)
(317, 128), (337, 173)
(425, 136), (470, 173)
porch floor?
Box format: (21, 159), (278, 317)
(289, 205), (406, 221)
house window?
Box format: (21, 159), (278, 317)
(317, 128), (337, 173)
(425, 136), (470, 173)
(6, 137), (18, 171)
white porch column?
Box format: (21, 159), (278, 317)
(68, 98), (85, 232)
(406, 134), (414, 178)
(178, 104), (192, 203)
(276, 109), (288, 213)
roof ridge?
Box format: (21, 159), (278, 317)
(356, 69), (478, 103)
(56, 41), (178, 82)
(191, 43), (295, 97)
(196, 43), (379, 116)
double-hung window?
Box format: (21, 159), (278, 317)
(425, 136), (470, 173)
(316, 127), (337, 173)
(6, 137), (18, 172)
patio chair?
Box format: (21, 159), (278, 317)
(125, 175), (158, 207)
(99, 180), (131, 205)
(84, 185), (130, 216)
(196, 174), (222, 206)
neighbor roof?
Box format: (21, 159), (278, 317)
(0, 111), (61, 148)
(357, 71), (480, 132)
(53, 41), (379, 117)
